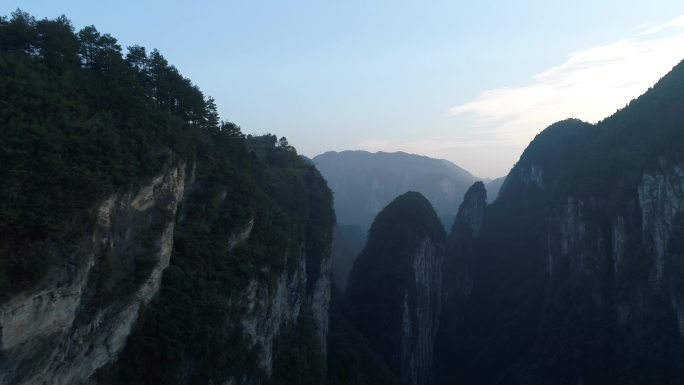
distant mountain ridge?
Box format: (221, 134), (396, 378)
(485, 176), (506, 201)
(313, 150), (481, 231)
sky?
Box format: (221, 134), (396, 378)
(7, 1), (684, 178)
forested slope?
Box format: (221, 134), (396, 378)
(0, 11), (334, 385)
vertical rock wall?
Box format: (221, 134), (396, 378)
(0, 164), (186, 385)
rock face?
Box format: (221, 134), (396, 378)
(232, 236), (333, 381)
(0, 164), (187, 385)
(442, 181), (487, 306)
(235, 239), (330, 378)
(401, 239), (442, 385)
(637, 161), (684, 284)
(0, 156), (334, 385)
(436, 89), (684, 383)
(433, 182), (486, 383)
(345, 192), (445, 385)
(310, 250), (333, 357)
(0, 16), (336, 385)
(450, 182), (487, 239)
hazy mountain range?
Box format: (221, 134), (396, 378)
(315, 151), (505, 291)
(314, 150), (503, 231)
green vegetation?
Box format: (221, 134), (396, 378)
(326, 287), (401, 385)
(436, 59), (684, 385)
(0, 9), (212, 298)
(514, 58), (684, 207)
(270, 309), (325, 385)
(1, 10), (335, 385)
(107, 133), (334, 385)
(339, 191), (445, 379)
(346, 192), (445, 319)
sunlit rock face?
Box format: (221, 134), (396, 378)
(0, 157), (335, 385)
(0, 164), (186, 385)
(232, 237), (332, 380)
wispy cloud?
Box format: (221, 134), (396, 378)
(636, 14), (684, 35)
(359, 15), (684, 178)
(449, 14), (684, 145)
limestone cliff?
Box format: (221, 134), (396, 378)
(104, 138), (335, 385)
(437, 82), (684, 383)
(0, 164), (186, 385)
(0, 14), (335, 385)
(233, 237), (332, 379)
(344, 192), (445, 385)
(0, 142), (335, 385)
(433, 182), (486, 383)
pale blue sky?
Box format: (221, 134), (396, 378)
(7, 1), (684, 177)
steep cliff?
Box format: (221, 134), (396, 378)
(343, 192), (445, 385)
(434, 182), (486, 383)
(437, 59), (684, 385)
(95, 138), (334, 385)
(0, 13), (335, 385)
(0, 164), (186, 385)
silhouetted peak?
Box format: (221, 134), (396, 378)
(367, 191), (445, 243)
(451, 182), (487, 237)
